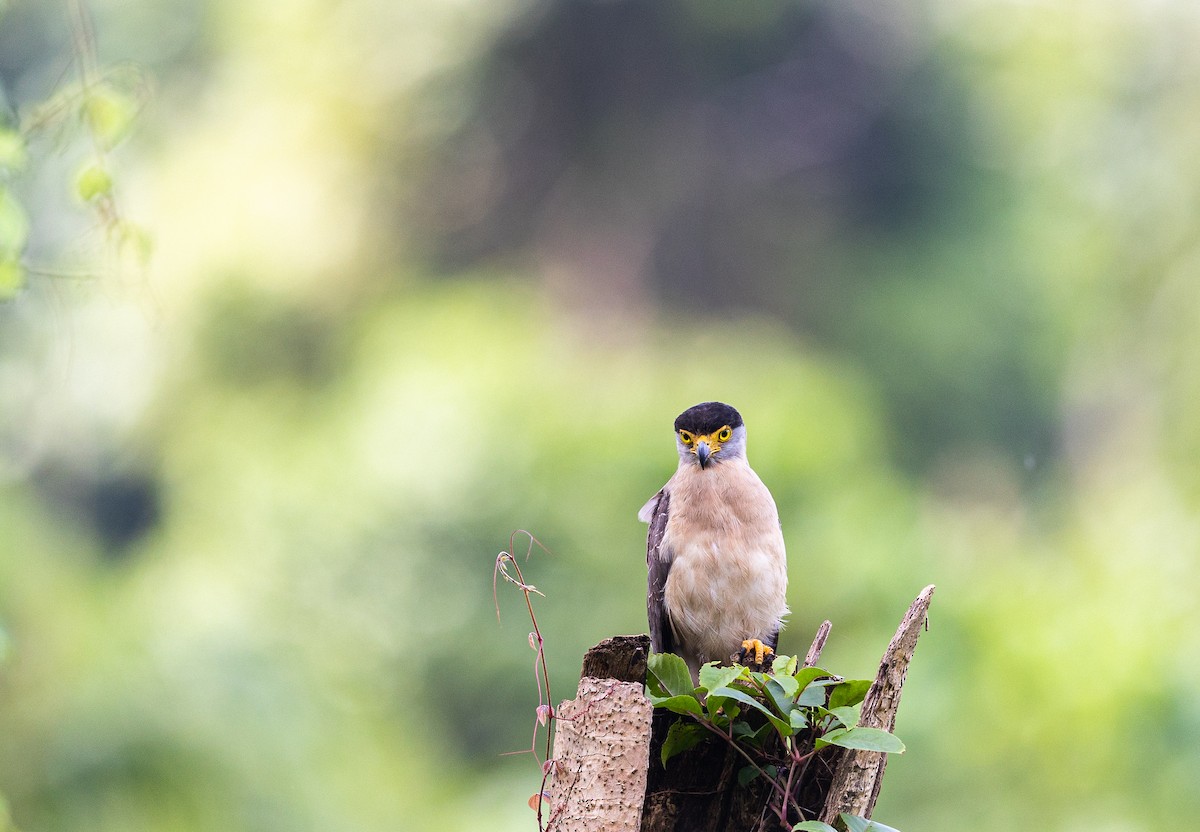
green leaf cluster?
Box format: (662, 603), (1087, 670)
(646, 652), (904, 766)
(647, 652), (906, 829)
(0, 60), (150, 300)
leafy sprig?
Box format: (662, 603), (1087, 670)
(0, 0), (152, 301)
(646, 652), (905, 831)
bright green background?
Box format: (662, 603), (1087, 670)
(3, 1), (1200, 830)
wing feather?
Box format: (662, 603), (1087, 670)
(643, 488), (675, 655)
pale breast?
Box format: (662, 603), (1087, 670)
(661, 461), (789, 665)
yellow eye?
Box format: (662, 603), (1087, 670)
(718, 426), (732, 442)
(679, 430), (694, 445)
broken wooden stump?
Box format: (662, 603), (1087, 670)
(544, 587), (935, 832)
(544, 636), (654, 832)
(819, 584), (935, 825)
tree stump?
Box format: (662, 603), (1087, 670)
(544, 636), (654, 832)
(544, 587), (935, 832)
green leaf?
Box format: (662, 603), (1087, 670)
(0, 259), (24, 300)
(0, 129), (26, 174)
(793, 666), (832, 688)
(788, 708), (808, 732)
(765, 677), (798, 715)
(839, 813), (902, 832)
(648, 653), (695, 697)
(828, 705), (859, 729)
(816, 727), (905, 754)
(815, 726), (846, 749)
(792, 822), (839, 832)
(768, 670), (799, 699)
(0, 189), (28, 256)
(707, 686), (792, 737)
(828, 679), (872, 710)
(76, 162), (113, 202)
(731, 719), (756, 739)
(773, 654), (798, 676)
(704, 693), (731, 722)
(706, 695), (739, 725)
(734, 719), (775, 748)
(84, 86), (138, 150)
(647, 692), (703, 717)
(661, 720), (707, 767)
(737, 764), (761, 786)
(797, 680), (831, 707)
(699, 662), (744, 693)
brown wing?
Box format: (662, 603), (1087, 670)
(644, 489), (675, 655)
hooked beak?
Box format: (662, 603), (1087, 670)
(695, 440), (711, 469)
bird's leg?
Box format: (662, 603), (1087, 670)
(737, 638), (775, 672)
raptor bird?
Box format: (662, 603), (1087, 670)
(640, 401), (789, 682)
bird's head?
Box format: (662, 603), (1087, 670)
(674, 401), (746, 470)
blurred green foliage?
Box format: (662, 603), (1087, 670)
(2, 1), (1200, 831)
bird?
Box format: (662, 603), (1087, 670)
(639, 401), (789, 682)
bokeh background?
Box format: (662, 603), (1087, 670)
(3, 0), (1200, 829)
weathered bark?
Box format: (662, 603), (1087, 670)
(545, 636), (654, 832)
(819, 584), (935, 825)
(543, 588), (934, 832)
(804, 620), (833, 668)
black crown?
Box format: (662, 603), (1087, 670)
(674, 401), (744, 435)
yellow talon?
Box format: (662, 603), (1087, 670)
(739, 639), (774, 667)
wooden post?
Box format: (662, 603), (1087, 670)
(543, 587), (935, 832)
